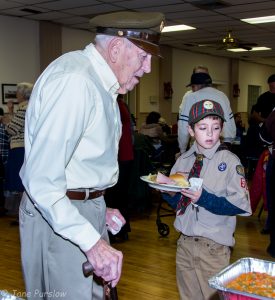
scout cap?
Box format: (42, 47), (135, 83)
(89, 11), (165, 57)
(186, 73), (212, 87)
(189, 100), (225, 125)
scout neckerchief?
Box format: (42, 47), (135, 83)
(176, 143), (228, 215)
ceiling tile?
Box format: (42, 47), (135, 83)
(25, 11), (72, 20)
(0, 0), (275, 65)
(36, 0), (100, 10)
(63, 4), (122, 16)
(2, 5), (49, 16)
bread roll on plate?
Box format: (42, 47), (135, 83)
(169, 173), (189, 187)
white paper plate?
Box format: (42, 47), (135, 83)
(140, 175), (189, 192)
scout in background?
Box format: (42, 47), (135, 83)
(161, 99), (251, 300)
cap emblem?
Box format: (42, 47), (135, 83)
(203, 100), (214, 110)
(118, 30), (124, 36)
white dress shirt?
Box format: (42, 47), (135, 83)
(178, 87), (236, 153)
(20, 43), (121, 251)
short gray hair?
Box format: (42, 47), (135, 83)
(17, 82), (34, 100)
(95, 34), (114, 48)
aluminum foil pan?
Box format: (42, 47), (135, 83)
(208, 257), (275, 300)
(0, 291), (23, 300)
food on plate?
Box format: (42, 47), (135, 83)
(226, 271), (275, 298)
(146, 172), (189, 187)
(156, 172), (175, 185)
(168, 173), (190, 187)
(147, 173), (157, 182)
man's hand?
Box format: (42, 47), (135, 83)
(85, 239), (123, 287)
(106, 208), (126, 235)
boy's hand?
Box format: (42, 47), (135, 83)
(180, 188), (202, 203)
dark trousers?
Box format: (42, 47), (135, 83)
(105, 160), (133, 235)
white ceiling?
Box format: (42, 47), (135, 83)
(2, 0), (275, 66)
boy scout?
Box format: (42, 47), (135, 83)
(162, 99), (251, 300)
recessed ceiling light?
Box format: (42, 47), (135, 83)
(227, 47), (271, 52)
(162, 24), (196, 32)
(241, 15), (275, 24)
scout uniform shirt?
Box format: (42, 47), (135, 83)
(171, 140), (251, 247)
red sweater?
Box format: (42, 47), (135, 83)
(117, 99), (134, 161)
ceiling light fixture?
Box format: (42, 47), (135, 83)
(241, 15), (275, 24)
(227, 47), (271, 52)
(162, 24), (196, 32)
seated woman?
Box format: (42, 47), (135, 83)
(139, 111), (164, 150)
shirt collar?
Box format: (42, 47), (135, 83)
(83, 43), (120, 96)
(182, 140), (221, 160)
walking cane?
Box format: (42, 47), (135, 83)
(82, 261), (118, 300)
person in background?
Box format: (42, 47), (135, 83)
(234, 112), (245, 141)
(139, 111), (164, 148)
(161, 100), (251, 300)
(4, 82), (33, 222)
(251, 74), (275, 124)
(19, 11), (165, 300)
(4, 99), (15, 123)
(178, 72), (236, 153)
(192, 65), (209, 74)
(243, 105), (266, 172)
(0, 108), (9, 216)
(178, 65), (209, 114)
(105, 94), (134, 242)
(158, 117), (171, 135)
(259, 108), (275, 258)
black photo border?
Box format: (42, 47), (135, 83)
(1, 83), (17, 104)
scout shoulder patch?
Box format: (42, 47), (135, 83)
(236, 165), (245, 177)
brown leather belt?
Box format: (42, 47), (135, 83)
(66, 190), (105, 201)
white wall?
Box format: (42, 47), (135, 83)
(62, 27), (94, 53)
(139, 57), (160, 113)
(0, 15), (39, 111)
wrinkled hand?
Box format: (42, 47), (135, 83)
(180, 187), (202, 203)
(106, 208), (126, 234)
(85, 239), (123, 287)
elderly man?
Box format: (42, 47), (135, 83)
(19, 11), (164, 300)
(178, 72), (236, 153)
